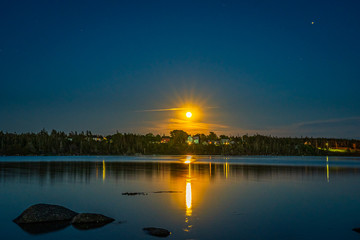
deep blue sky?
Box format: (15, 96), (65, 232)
(1, 0), (359, 138)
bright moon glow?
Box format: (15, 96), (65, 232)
(186, 112), (192, 118)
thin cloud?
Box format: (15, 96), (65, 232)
(136, 108), (186, 112)
(294, 116), (360, 129)
(230, 117), (360, 138)
(136, 106), (218, 112)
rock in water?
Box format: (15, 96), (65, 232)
(71, 213), (115, 230)
(153, 191), (182, 194)
(353, 228), (360, 233)
(122, 192), (148, 196)
(71, 213), (115, 224)
(13, 204), (78, 223)
(143, 227), (171, 237)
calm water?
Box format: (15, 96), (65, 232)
(1, 155), (360, 239)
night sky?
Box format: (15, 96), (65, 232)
(1, 0), (359, 138)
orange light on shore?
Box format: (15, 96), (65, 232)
(184, 155), (193, 164)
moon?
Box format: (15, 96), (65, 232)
(186, 112), (192, 118)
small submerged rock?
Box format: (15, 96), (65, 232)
(13, 203), (78, 224)
(71, 213), (115, 230)
(122, 192), (148, 196)
(353, 228), (360, 233)
(153, 191), (182, 194)
(143, 227), (171, 237)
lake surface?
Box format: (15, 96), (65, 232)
(1, 155), (360, 239)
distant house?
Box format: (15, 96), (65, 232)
(193, 136), (200, 144)
(221, 139), (230, 145)
(161, 137), (171, 143)
(92, 136), (103, 142)
(187, 136), (193, 144)
(91, 136), (108, 142)
(214, 141), (220, 146)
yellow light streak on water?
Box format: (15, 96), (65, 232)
(226, 162), (229, 179)
(186, 181), (192, 216)
(102, 160), (106, 181)
(186, 162), (192, 217)
(326, 156), (329, 182)
(326, 163), (329, 183)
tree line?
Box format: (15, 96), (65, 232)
(0, 129), (359, 156)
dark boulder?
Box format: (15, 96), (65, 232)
(353, 228), (360, 233)
(71, 213), (114, 230)
(13, 204), (78, 224)
(143, 227), (171, 237)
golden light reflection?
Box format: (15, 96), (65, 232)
(184, 161), (193, 232)
(326, 163), (329, 182)
(166, 157), (234, 233)
(165, 160), (233, 233)
(102, 160), (106, 181)
(326, 156), (329, 183)
(186, 181), (192, 216)
(225, 162), (229, 179)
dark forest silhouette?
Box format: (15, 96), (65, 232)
(0, 129), (359, 156)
